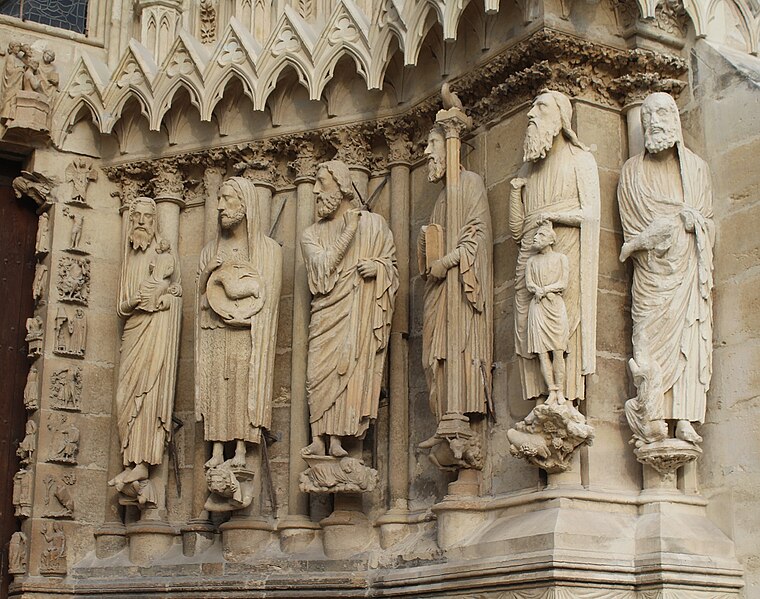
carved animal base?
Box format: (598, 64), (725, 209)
(115, 478), (158, 510)
(299, 455), (378, 494)
(507, 401), (595, 473)
(634, 438), (702, 481)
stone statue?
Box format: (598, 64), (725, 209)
(65, 158), (98, 205)
(417, 96), (493, 465)
(25, 315), (43, 358)
(43, 473), (76, 518)
(618, 92), (714, 458)
(48, 413), (80, 464)
(67, 210), (84, 250)
(196, 177), (282, 510)
(39, 49), (59, 100)
(24, 366), (39, 411)
(8, 531), (27, 575)
(525, 221), (570, 404)
(507, 90), (599, 472)
(16, 419), (37, 466)
(32, 263), (47, 305)
(300, 160), (398, 460)
(36, 212), (50, 255)
(0, 41), (26, 122)
(13, 468), (32, 518)
(109, 197), (182, 496)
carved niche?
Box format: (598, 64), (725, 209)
(47, 413), (80, 465)
(39, 522), (67, 576)
(42, 473), (76, 519)
(53, 307), (87, 358)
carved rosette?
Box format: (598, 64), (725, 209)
(507, 402), (595, 473)
(299, 456), (378, 494)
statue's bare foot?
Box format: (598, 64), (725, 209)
(675, 420), (703, 444)
(108, 467), (132, 487)
(230, 443), (247, 468)
(555, 391), (566, 405)
(329, 437), (348, 458)
(547, 389), (558, 405)
(205, 443), (225, 468)
(122, 462), (149, 484)
(418, 434), (442, 449)
(301, 437), (326, 457)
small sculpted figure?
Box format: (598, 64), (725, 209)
(110, 197), (182, 489)
(301, 160), (398, 458)
(0, 41), (25, 122)
(36, 212), (50, 255)
(141, 239), (175, 312)
(509, 90), (599, 404)
(618, 92), (714, 446)
(25, 315), (43, 358)
(24, 366), (39, 411)
(65, 158), (98, 204)
(418, 123), (493, 447)
(8, 531), (27, 575)
(39, 522), (66, 575)
(525, 221), (570, 404)
(69, 212), (84, 249)
(16, 419), (37, 466)
(39, 49), (58, 100)
(196, 177), (282, 469)
(32, 263), (47, 304)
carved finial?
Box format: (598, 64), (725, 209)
(441, 82), (463, 111)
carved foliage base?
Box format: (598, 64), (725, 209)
(299, 455), (377, 494)
(508, 402), (594, 473)
(634, 438), (702, 481)
(204, 462), (254, 513)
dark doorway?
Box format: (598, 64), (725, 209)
(0, 159), (36, 598)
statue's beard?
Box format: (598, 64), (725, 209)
(645, 126), (679, 154)
(427, 154), (446, 183)
(220, 207), (246, 230)
(129, 227), (154, 251)
(317, 190), (343, 218)
(523, 120), (559, 162)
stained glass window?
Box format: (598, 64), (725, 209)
(0, 0), (88, 35)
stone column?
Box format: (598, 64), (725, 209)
(181, 165), (224, 557)
(279, 144), (320, 553)
(377, 132), (414, 548)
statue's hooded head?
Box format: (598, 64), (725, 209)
(641, 92), (683, 155)
(424, 125), (447, 183)
(216, 176), (265, 250)
(128, 197), (157, 251)
(524, 90), (587, 163)
(314, 160), (355, 219)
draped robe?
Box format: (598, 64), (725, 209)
(421, 170), (493, 420)
(514, 142), (599, 401)
(618, 147), (714, 422)
(116, 239), (182, 466)
(302, 210), (398, 438)
(195, 182), (282, 444)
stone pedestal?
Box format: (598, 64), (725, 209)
(219, 515), (273, 560)
(125, 520), (176, 565)
(93, 522), (127, 559)
(278, 515), (320, 554)
(7, 91), (50, 133)
(320, 493), (373, 559)
(179, 518), (215, 557)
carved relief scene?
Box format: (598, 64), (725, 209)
(0, 0), (758, 597)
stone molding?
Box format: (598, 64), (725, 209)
(100, 29), (686, 197)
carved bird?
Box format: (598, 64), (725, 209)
(441, 82), (464, 111)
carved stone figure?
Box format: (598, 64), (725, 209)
(509, 90), (599, 404)
(0, 41), (26, 122)
(53, 307), (86, 358)
(618, 92), (714, 464)
(417, 88), (493, 466)
(65, 158), (98, 205)
(17, 419), (37, 466)
(39, 522), (67, 576)
(525, 221), (570, 404)
(33, 263), (48, 305)
(47, 413), (80, 464)
(24, 366), (39, 411)
(300, 456), (378, 494)
(109, 197), (182, 501)
(196, 177), (282, 509)
(43, 473), (76, 518)
(36, 212), (50, 256)
(8, 531), (27, 575)
(63, 208), (85, 251)
(300, 160), (398, 460)
(25, 315), (44, 358)
(57, 256), (90, 304)
(39, 49), (59, 100)
(13, 468), (32, 518)
(50, 366), (82, 411)
(507, 90), (599, 472)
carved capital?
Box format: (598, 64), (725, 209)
(288, 138), (319, 182)
(328, 126), (373, 171)
(152, 160), (184, 203)
(384, 126), (414, 165)
(610, 74), (686, 107)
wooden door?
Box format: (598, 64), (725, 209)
(0, 161), (36, 598)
